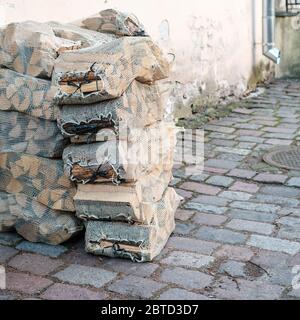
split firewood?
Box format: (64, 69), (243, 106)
(63, 122), (177, 184)
(0, 21), (82, 79)
(53, 37), (170, 105)
(0, 193), (17, 232)
(78, 9), (147, 37)
(48, 21), (116, 48)
(74, 169), (173, 225)
(0, 110), (69, 158)
(58, 80), (166, 139)
(0, 68), (59, 121)
(0, 152), (76, 212)
(85, 188), (181, 263)
(0, 192), (83, 245)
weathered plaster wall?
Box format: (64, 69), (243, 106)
(0, 0), (273, 118)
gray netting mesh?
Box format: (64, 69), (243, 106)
(85, 188), (181, 262)
(0, 152), (76, 212)
(0, 110), (69, 158)
(0, 68), (59, 120)
(58, 80), (165, 138)
(53, 37), (170, 105)
(0, 192), (83, 245)
(62, 122), (176, 184)
(0, 21), (82, 79)
(79, 9), (147, 37)
(74, 169), (173, 224)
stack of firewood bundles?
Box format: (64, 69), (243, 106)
(0, 9), (181, 262)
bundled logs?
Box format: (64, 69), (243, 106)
(0, 9), (181, 260)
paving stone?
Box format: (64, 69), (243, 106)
(62, 243), (104, 268)
(40, 283), (107, 300)
(216, 153), (246, 162)
(210, 139), (237, 147)
(174, 223), (197, 236)
(205, 125), (236, 134)
(230, 181), (260, 193)
(108, 275), (165, 299)
(175, 209), (195, 222)
(234, 123), (262, 130)
(208, 133), (237, 140)
(278, 216), (300, 227)
(161, 251), (215, 269)
(261, 185), (300, 198)
(215, 147), (251, 156)
(220, 191), (252, 201)
(0, 233), (23, 247)
(237, 142), (257, 150)
(192, 213), (228, 226)
(159, 288), (209, 300)
(262, 127), (296, 134)
(16, 242), (67, 258)
(254, 194), (299, 208)
(278, 225), (300, 241)
(219, 261), (247, 278)
(236, 136), (265, 143)
(184, 202), (228, 215)
(192, 195), (230, 207)
(236, 130), (263, 137)
(173, 169), (189, 179)
(160, 267), (213, 290)
(0, 245), (18, 263)
(190, 173), (210, 182)
(174, 188), (193, 199)
(248, 235), (300, 255)
(54, 265), (117, 289)
(180, 182), (221, 195)
(0, 295), (16, 300)
(279, 208), (300, 217)
(267, 267), (295, 286)
(265, 139), (293, 146)
(230, 201), (280, 213)
(166, 237), (220, 255)
(204, 166), (229, 174)
(212, 276), (284, 300)
(6, 272), (52, 295)
(195, 227), (247, 245)
(102, 259), (158, 277)
(226, 219), (274, 235)
(205, 159), (239, 170)
(227, 209), (277, 223)
(287, 177), (300, 188)
(262, 133), (295, 140)
(254, 174), (288, 184)
(251, 250), (289, 268)
(214, 245), (254, 261)
(227, 169), (257, 179)
(8, 253), (64, 276)
(206, 176), (234, 188)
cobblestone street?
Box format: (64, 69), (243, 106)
(2, 80), (300, 300)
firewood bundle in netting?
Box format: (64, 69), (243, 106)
(0, 9), (181, 258)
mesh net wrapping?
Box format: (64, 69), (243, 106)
(53, 37), (170, 105)
(85, 188), (181, 262)
(0, 21), (83, 79)
(79, 9), (147, 37)
(0, 110), (69, 158)
(0, 192), (83, 245)
(0, 68), (59, 120)
(0, 152), (76, 212)
(62, 121), (177, 184)
(74, 169), (173, 224)
(58, 80), (165, 138)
